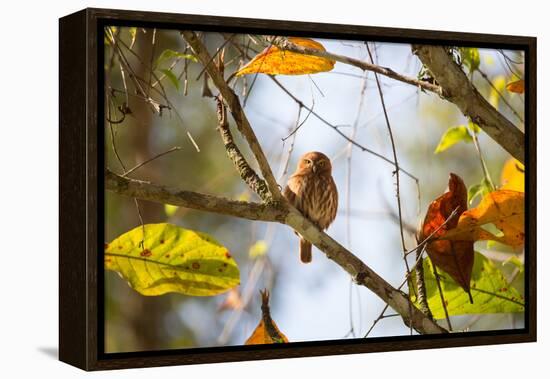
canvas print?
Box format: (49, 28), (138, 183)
(103, 26), (526, 353)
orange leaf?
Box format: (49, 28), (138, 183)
(419, 173), (474, 297)
(441, 190), (524, 247)
(245, 290), (288, 345)
(501, 158), (524, 192)
(506, 79), (525, 94)
(235, 37), (335, 76)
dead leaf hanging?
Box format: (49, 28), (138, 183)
(419, 173), (474, 299)
(235, 37), (335, 76)
(245, 290), (289, 345)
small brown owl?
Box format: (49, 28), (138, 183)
(283, 151), (338, 263)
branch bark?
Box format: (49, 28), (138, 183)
(412, 44), (525, 163)
(105, 169), (286, 222)
(182, 31), (282, 201)
(270, 37), (442, 94)
(106, 169), (447, 335)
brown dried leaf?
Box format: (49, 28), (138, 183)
(419, 173), (474, 296)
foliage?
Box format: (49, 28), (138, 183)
(506, 79), (525, 94)
(105, 223), (240, 296)
(441, 190), (525, 247)
(460, 47), (480, 73)
(410, 252), (524, 319)
(236, 37), (335, 76)
(419, 173), (473, 294)
(501, 158), (525, 192)
(245, 290), (289, 344)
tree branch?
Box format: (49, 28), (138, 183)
(182, 30), (282, 201)
(105, 169), (285, 222)
(105, 168), (447, 335)
(412, 44), (525, 163)
(270, 37), (442, 94)
(215, 96), (271, 202)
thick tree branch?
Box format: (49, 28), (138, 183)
(270, 37), (442, 94)
(412, 45), (525, 163)
(182, 31), (282, 201)
(105, 169), (286, 222)
(106, 169), (447, 335)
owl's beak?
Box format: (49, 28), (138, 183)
(311, 163), (318, 173)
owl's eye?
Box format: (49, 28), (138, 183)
(318, 160), (325, 166)
(304, 159), (312, 165)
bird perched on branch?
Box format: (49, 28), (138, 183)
(283, 151), (338, 263)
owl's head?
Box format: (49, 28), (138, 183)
(297, 151), (332, 175)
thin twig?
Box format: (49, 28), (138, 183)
(476, 69), (524, 123)
(367, 43), (413, 335)
(432, 264), (453, 331)
(269, 36), (441, 93)
(121, 146), (182, 178)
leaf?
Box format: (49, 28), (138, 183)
(245, 290), (289, 344)
(501, 158), (524, 192)
(249, 240), (269, 259)
(467, 120), (481, 134)
(434, 125), (472, 153)
(460, 47), (480, 73)
(467, 178), (491, 205)
(441, 190), (524, 247)
(155, 49), (197, 68)
(236, 37), (335, 76)
(419, 173), (474, 296)
(105, 223), (240, 296)
(506, 79), (525, 94)
(160, 69), (180, 90)
(410, 253), (524, 319)
(164, 203), (179, 217)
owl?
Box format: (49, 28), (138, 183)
(283, 151), (338, 263)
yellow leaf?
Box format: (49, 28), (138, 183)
(236, 37), (335, 76)
(440, 190), (524, 247)
(501, 158), (524, 192)
(245, 290), (289, 344)
(506, 79), (525, 94)
(105, 223), (240, 296)
(164, 203), (179, 217)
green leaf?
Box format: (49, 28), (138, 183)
(434, 125), (473, 153)
(105, 223), (240, 296)
(467, 120), (481, 134)
(410, 252), (524, 319)
(460, 47), (480, 73)
(160, 69), (180, 90)
(468, 178), (491, 205)
(155, 49), (197, 68)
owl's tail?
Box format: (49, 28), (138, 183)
(299, 238), (312, 263)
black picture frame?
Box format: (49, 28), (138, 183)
(59, 7), (537, 371)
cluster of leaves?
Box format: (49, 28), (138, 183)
(413, 168), (525, 319)
(105, 34), (525, 343)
